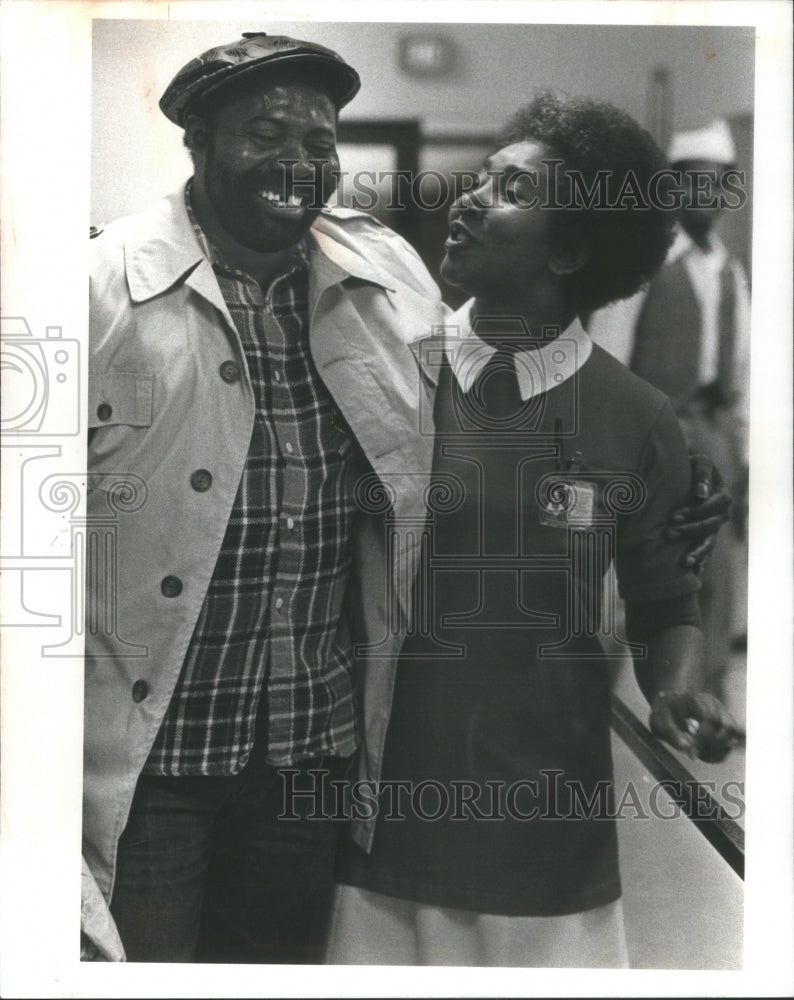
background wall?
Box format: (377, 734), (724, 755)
(92, 19), (755, 223)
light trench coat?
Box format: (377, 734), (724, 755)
(83, 185), (445, 942)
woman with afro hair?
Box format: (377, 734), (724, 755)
(327, 93), (742, 967)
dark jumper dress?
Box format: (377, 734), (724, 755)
(337, 338), (699, 917)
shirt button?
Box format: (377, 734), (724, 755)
(286, 516), (295, 530)
(275, 597), (284, 611)
(96, 402), (113, 422)
(284, 442), (294, 455)
(273, 370), (282, 383)
(238, 752), (250, 767)
(161, 575), (183, 598)
(219, 361), (241, 384)
(190, 469), (213, 492)
(132, 680), (149, 703)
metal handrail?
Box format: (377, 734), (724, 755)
(610, 693), (745, 879)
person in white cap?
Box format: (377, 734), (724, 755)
(589, 119), (750, 695)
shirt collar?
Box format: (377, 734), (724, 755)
(184, 181), (220, 266)
(445, 299), (592, 400)
(123, 182), (392, 305)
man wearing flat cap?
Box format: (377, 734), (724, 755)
(83, 32), (443, 964)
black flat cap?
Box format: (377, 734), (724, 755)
(160, 32), (361, 126)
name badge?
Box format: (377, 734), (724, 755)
(540, 479), (596, 529)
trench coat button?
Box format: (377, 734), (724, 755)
(96, 402), (113, 421)
(161, 575), (183, 597)
(132, 680), (149, 702)
(190, 469), (213, 492)
(220, 361), (241, 383)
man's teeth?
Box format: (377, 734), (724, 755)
(258, 189), (303, 208)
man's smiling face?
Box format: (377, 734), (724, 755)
(188, 76), (340, 252)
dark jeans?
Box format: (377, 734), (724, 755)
(110, 740), (349, 964)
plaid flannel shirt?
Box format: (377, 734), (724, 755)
(145, 188), (361, 774)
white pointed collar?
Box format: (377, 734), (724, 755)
(444, 299), (592, 400)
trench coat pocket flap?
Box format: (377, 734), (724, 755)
(89, 371), (154, 429)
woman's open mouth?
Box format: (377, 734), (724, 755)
(445, 218), (478, 250)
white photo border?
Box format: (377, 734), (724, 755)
(0, 1), (791, 997)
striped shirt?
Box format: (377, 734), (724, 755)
(144, 187), (361, 774)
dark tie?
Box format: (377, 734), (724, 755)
(469, 347), (525, 424)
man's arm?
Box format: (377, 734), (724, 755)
(667, 453), (732, 569)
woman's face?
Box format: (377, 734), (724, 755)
(440, 139), (559, 303)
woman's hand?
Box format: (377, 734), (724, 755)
(649, 689), (745, 762)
